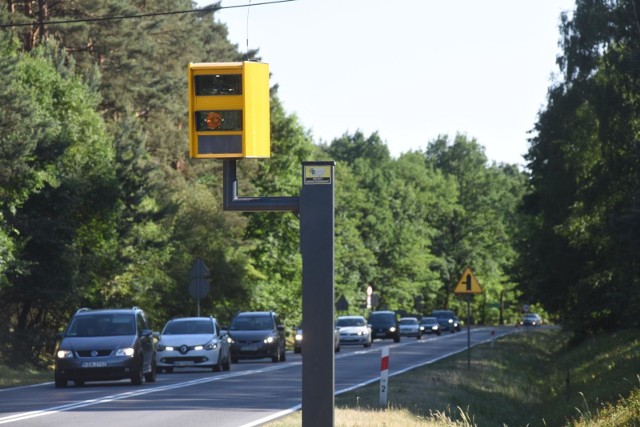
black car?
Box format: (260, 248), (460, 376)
(432, 309), (461, 332)
(368, 310), (400, 343)
(419, 316), (441, 336)
(54, 307), (156, 387)
(228, 311), (286, 363)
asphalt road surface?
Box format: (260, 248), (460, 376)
(0, 326), (512, 427)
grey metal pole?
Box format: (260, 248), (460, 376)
(300, 161), (335, 427)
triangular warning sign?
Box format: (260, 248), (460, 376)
(454, 268), (483, 294)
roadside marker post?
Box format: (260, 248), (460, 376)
(379, 347), (389, 406)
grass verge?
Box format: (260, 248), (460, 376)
(0, 364), (52, 389)
(267, 328), (640, 426)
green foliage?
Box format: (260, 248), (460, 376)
(521, 0), (640, 333)
(0, 40), (118, 366)
(0, 0), (528, 366)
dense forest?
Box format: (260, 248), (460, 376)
(0, 0), (637, 367)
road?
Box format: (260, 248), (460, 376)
(0, 326), (510, 426)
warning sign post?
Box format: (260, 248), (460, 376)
(454, 268), (483, 369)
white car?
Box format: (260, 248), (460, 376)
(398, 317), (422, 339)
(336, 315), (372, 347)
(155, 317), (230, 373)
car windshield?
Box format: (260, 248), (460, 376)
(421, 317), (437, 324)
(230, 315), (273, 331)
(163, 320), (214, 335)
(369, 313), (394, 322)
(432, 311), (454, 319)
(399, 319), (418, 325)
(337, 317), (365, 327)
(67, 314), (135, 337)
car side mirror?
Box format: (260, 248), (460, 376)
(277, 324), (285, 332)
(142, 328), (153, 337)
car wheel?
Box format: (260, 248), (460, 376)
(74, 379), (85, 386)
(271, 348), (280, 363)
(335, 343), (340, 353)
(231, 357), (239, 364)
(280, 347), (286, 362)
(54, 374), (67, 388)
(213, 354), (222, 372)
(131, 359), (144, 385)
(223, 353), (231, 371)
(394, 336), (400, 343)
(145, 360), (157, 383)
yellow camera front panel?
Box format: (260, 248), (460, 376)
(188, 62), (270, 159)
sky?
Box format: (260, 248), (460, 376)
(198, 0), (576, 167)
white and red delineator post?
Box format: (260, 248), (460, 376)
(379, 346), (389, 406)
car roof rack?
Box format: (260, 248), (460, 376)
(75, 308), (91, 314)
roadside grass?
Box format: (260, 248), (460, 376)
(268, 328), (640, 427)
(0, 364), (52, 389)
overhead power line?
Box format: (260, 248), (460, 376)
(0, 0), (296, 29)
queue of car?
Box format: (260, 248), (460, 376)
(53, 306), (462, 387)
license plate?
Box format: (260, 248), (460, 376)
(81, 361), (107, 368)
(174, 361), (194, 366)
(241, 345), (258, 351)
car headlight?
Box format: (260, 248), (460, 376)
(115, 347), (135, 357)
(389, 326), (396, 332)
(295, 333), (303, 342)
(264, 336), (275, 344)
(432, 325), (439, 331)
(203, 341), (218, 350)
(156, 344), (166, 351)
(419, 326), (425, 331)
(57, 349), (73, 359)
(356, 331), (364, 336)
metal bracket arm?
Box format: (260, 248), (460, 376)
(222, 159), (300, 213)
